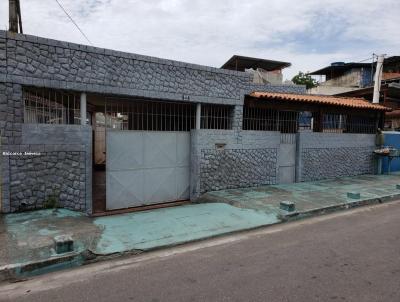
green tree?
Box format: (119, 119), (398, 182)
(291, 72), (318, 89)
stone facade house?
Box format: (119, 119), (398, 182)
(0, 30), (388, 215)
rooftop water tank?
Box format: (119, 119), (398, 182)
(331, 62), (345, 67)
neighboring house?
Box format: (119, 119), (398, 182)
(0, 30), (388, 215)
(221, 55), (291, 85)
(307, 62), (374, 95)
(331, 56), (400, 130)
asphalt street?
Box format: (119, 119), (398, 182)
(1, 201), (400, 302)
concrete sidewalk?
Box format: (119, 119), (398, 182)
(200, 173), (400, 216)
(0, 173), (399, 280)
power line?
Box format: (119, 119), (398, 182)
(356, 57), (374, 63)
(53, 0), (92, 45)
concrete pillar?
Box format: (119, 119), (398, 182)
(372, 54), (385, 104)
(196, 103), (201, 130)
(80, 92), (87, 125)
(231, 105), (243, 131)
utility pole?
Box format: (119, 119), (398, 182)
(372, 54), (385, 104)
(9, 0), (23, 33)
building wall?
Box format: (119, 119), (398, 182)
(190, 130), (280, 198)
(0, 30), (306, 213)
(307, 85), (360, 96)
(296, 132), (375, 182)
(2, 124), (92, 213)
(1, 30), (304, 106)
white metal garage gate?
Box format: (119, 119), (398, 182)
(103, 98), (232, 210)
(106, 131), (191, 210)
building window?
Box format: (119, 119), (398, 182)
(104, 98), (196, 131)
(243, 106), (300, 133)
(104, 99), (233, 131)
(243, 104), (377, 135)
(322, 114), (376, 134)
(23, 88), (80, 125)
(201, 104), (232, 130)
(243, 106), (278, 131)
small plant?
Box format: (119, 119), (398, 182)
(43, 191), (60, 209)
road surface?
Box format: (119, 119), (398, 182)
(1, 201), (400, 302)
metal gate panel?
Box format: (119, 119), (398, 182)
(106, 131), (190, 210)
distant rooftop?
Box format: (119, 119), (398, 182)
(308, 62), (373, 76)
(309, 56), (400, 76)
(221, 55), (291, 72)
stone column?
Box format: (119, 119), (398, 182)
(196, 103), (201, 130)
(80, 92), (87, 125)
(231, 105), (243, 131)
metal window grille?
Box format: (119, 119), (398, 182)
(322, 114), (347, 133)
(104, 98), (196, 131)
(322, 114), (376, 134)
(243, 107), (300, 133)
(244, 105), (377, 135)
(104, 99), (233, 131)
(242, 106), (278, 131)
(200, 105), (232, 130)
(23, 88), (80, 124)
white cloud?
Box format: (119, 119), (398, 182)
(0, 0), (399, 79)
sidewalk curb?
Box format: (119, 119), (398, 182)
(1, 193), (400, 282)
(0, 252), (84, 282)
(280, 193), (400, 221)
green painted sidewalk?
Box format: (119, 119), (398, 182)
(200, 173), (400, 215)
(0, 203), (279, 277)
(93, 203), (278, 254)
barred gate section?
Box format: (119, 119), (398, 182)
(106, 131), (190, 210)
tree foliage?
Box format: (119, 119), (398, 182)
(291, 72), (318, 89)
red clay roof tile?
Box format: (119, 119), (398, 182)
(250, 92), (391, 111)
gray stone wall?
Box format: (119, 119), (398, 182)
(9, 151), (86, 211)
(1, 30), (305, 106)
(0, 82), (22, 146)
(200, 149), (277, 192)
(1, 124), (92, 214)
(0, 83), (23, 213)
(191, 130), (280, 197)
(296, 132), (375, 182)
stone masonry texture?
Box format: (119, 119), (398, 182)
(191, 130), (281, 198)
(200, 148), (277, 193)
(9, 151), (86, 212)
(1, 124), (92, 214)
(300, 147), (374, 182)
(1, 30), (305, 105)
(296, 132), (376, 182)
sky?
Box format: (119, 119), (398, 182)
(1, 0), (399, 80)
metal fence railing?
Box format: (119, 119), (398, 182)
(104, 98), (233, 131)
(243, 106), (377, 135)
(23, 88), (80, 125)
(201, 104), (232, 130)
(322, 114), (376, 134)
(104, 99), (196, 131)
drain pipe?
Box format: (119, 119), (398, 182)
(372, 54), (385, 104)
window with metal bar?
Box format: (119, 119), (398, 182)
(23, 88), (80, 125)
(104, 98), (197, 131)
(244, 105), (377, 134)
(200, 104), (233, 130)
(104, 100), (233, 131)
(322, 114), (376, 134)
(243, 106), (278, 131)
(243, 107), (300, 133)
